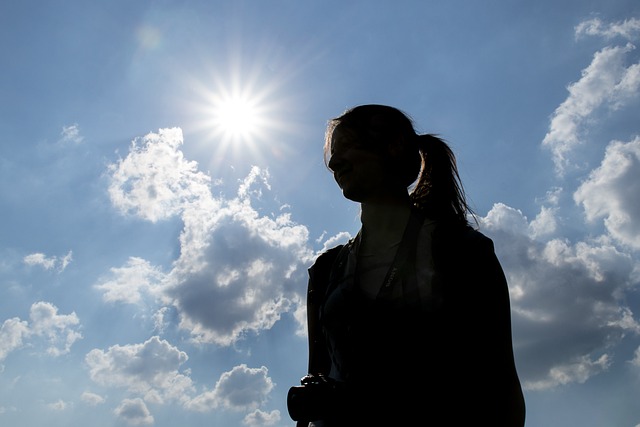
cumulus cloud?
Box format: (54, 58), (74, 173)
(186, 364), (274, 412)
(0, 317), (29, 363)
(480, 205), (639, 390)
(0, 301), (82, 362)
(481, 202), (558, 240)
(507, 17), (640, 394)
(108, 127), (213, 222)
(85, 337), (276, 418)
(114, 398), (154, 426)
(542, 37), (640, 175)
(574, 136), (640, 249)
(166, 188), (312, 346)
(23, 251), (73, 272)
(105, 129), (314, 346)
(85, 336), (194, 405)
(29, 301), (82, 356)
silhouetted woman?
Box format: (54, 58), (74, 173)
(290, 104), (525, 426)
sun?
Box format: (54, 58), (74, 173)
(211, 93), (261, 141)
(185, 65), (291, 171)
(189, 76), (277, 151)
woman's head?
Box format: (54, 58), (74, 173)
(324, 104), (474, 224)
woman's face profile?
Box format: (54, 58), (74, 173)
(328, 126), (401, 204)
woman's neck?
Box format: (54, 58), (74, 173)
(359, 201), (412, 253)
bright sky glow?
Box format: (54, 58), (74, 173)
(1, 2), (640, 427)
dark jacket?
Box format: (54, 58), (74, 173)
(304, 220), (525, 426)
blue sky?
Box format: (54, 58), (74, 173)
(1, 1), (640, 426)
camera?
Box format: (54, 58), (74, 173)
(287, 374), (346, 422)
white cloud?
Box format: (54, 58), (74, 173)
(243, 409), (281, 426)
(528, 206), (558, 239)
(47, 399), (71, 411)
(574, 136), (640, 249)
(95, 257), (166, 304)
(80, 391), (106, 406)
(106, 128), (314, 346)
(526, 18), (640, 391)
(319, 231), (351, 253)
(85, 336), (194, 405)
(524, 354), (611, 391)
(238, 165), (271, 199)
(481, 202), (558, 240)
(0, 317), (30, 362)
(152, 307), (171, 334)
(0, 302), (82, 362)
(480, 205), (638, 390)
(29, 301), (82, 356)
(542, 41), (640, 175)
(23, 251), (73, 272)
(108, 127), (213, 222)
(114, 398), (154, 426)
(24, 253), (56, 270)
(166, 194), (311, 345)
(185, 364), (274, 412)
(85, 339), (277, 417)
(576, 17), (640, 41)
(482, 203), (530, 235)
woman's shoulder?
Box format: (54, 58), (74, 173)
(309, 244), (346, 272)
(429, 220), (495, 257)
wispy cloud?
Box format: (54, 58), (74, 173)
(59, 124), (83, 145)
(23, 251), (73, 272)
(575, 17), (640, 41)
(95, 257), (165, 304)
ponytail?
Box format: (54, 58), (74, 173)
(410, 134), (475, 226)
